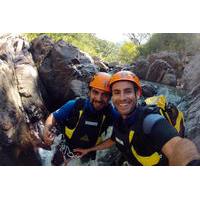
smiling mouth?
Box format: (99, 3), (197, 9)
(118, 103), (129, 109)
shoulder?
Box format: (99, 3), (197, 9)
(74, 97), (87, 110)
(137, 104), (165, 134)
(59, 100), (77, 111)
(52, 99), (77, 121)
(143, 113), (165, 134)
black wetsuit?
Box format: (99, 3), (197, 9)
(111, 105), (178, 166)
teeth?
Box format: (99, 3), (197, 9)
(120, 104), (127, 106)
(119, 104), (128, 107)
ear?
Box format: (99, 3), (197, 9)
(136, 90), (140, 100)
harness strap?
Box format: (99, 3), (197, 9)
(175, 111), (184, 133)
(95, 115), (106, 145)
(65, 110), (83, 139)
(159, 109), (173, 125)
(129, 130), (160, 166)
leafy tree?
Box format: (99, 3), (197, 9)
(118, 42), (139, 64)
(138, 33), (200, 56)
(127, 33), (151, 45)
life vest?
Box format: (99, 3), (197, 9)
(64, 98), (112, 149)
(144, 95), (185, 137)
(113, 107), (167, 166)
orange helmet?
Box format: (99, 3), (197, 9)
(89, 72), (111, 93)
(110, 70), (142, 96)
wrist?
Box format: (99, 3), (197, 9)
(88, 147), (95, 153)
(44, 125), (52, 131)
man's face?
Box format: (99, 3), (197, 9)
(112, 81), (137, 119)
(89, 88), (111, 111)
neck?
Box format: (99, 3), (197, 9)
(121, 107), (137, 120)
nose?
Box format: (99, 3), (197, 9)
(118, 92), (126, 101)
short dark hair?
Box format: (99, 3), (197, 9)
(133, 83), (138, 94)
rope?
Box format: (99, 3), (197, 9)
(58, 135), (80, 160)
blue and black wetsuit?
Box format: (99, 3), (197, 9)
(52, 97), (119, 164)
(111, 105), (178, 166)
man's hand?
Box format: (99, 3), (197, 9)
(73, 148), (91, 157)
(43, 126), (55, 146)
(169, 138), (200, 165)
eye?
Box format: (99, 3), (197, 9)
(113, 90), (120, 95)
(102, 93), (110, 98)
(92, 89), (99, 95)
(124, 88), (133, 94)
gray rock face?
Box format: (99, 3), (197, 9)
(30, 34), (54, 66)
(132, 52), (183, 87)
(182, 54), (200, 91)
(141, 83), (158, 97)
(0, 61), (23, 138)
(145, 59), (177, 86)
(0, 34), (48, 165)
(180, 53), (200, 140)
(132, 58), (150, 80)
(93, 57), (109, 72)
(162, 72), (177, 86)
(148, 51), (183, 78)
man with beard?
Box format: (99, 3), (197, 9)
(43, 72), (119, 165)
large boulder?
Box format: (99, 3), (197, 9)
(141, 83), (158, 98)
(148, 51), (184, 79)
(145, 59), (177, 86)
(93, 56), (109, 72)
(132, 58), (150, 80)
(31, 36), (99, 111)
(29, 34), (54, 66)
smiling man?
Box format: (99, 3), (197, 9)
(43, 72), (119, 165)
(75, 70), (194, 166)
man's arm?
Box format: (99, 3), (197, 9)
(43, 114), (57, 146)
(161, 136), (182, 163)
(164, 138), (200, 166)
(74, 138), (115, 157)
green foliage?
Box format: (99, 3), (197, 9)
(138, 33), (200, 56)
(118, 42), (139, 64)
(24, 33), (120, 63)
(24, 33), (200, 65)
